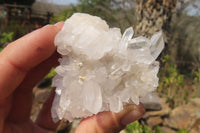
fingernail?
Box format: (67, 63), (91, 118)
(121, 110), (144, 126)
(54, 22), (64, 30)
(41, 24), (59, 32)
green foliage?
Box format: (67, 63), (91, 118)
(162, 64), (184, 88)
(0, 31), (14, 52)
(143, 125), (154, 133)
(193, 71), (200, 80)
(45, 68), (56, 79)
(126, 121), (163, 133)
(0, 32), (14, 44)
(50, 6), (77, 23)
(158, 55), (188, 108)
(160, 55), (184, 87)
(177, 129), (188, 133)
(3, 20), (29, 40)
(125, 121), (188, 133)
(184, 90), (189, 103)
(193, 70), (200, 97)
(42, 68), (56, 90)
(126, 121), (143, 133)
(163, 12), (200, 102)
(0, 20), (29, 52)
(154, 126), (162, 133)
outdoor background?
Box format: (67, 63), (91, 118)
(0, 0), (200, 133)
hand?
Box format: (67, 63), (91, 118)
(0, 22), (145, 133)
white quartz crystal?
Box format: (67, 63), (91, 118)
(51, 13), (164, 122)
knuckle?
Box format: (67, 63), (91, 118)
(95, 112), (125, 133)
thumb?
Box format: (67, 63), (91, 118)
(75, 103), (145, 133)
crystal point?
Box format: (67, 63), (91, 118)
(150, 31), (164, 59)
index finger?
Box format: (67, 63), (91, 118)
(0, 23), (63, 99)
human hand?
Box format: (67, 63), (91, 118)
(0, 22), (145, 133)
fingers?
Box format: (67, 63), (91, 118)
(6, 22), (64, 122)
(0, 22), (64, 99)
(75, 104), (145, 133)
(35, 88), (60, 131)
(7, 52), (60, 122)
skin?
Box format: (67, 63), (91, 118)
(0, 22), (145, 133)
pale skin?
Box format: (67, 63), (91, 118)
(0, 22), (145, 133)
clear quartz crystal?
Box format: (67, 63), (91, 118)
(51, 13), (164, 122)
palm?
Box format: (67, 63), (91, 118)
(2, 87), (56, 133)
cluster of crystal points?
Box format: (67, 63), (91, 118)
(51, 13), (164, 122)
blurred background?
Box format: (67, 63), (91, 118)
(0, 0), (200, 133)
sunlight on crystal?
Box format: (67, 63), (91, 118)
(51, 13), (164, 122)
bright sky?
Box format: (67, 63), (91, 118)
(186, 3), (200, 16)
(37, 0), (78, 5)
(52, 0), (78, 5)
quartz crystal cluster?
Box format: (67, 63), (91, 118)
(51, 13), (164, 122)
